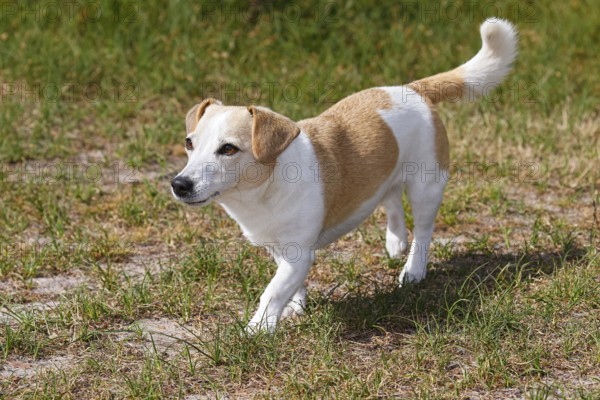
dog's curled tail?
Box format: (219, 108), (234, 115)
(408, 18), (518, 104)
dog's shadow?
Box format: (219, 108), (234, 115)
(315, 246), (586, 340)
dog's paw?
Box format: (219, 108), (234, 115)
(281, 300), (305, 319)
(245, 320), (276, 335)
(398, 267), (426, 287)
(281, 286), (307, 319)
(386, 238), (409, 259)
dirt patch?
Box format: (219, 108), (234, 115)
(0, 355), (74, 379)
(129, 318), (201, 356)
(462, 388), (523, 399)
(30, 273), (87, 296)
(116, 253), (174, 282)
(0, 301), (59, 325)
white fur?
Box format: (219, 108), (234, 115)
(378, 86), (448, 283)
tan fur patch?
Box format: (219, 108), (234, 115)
(298, 88), (398, 230)
(226, 107), (278, 189)
(186, 98), (220, 133)
(425, 100), (450, 169)
(408, 66), (465, 104)
(249, 106), (301, 163)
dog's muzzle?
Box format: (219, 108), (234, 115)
(171, 176), (194, 198)
(171, 176), (221, 205)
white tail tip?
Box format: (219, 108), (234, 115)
(480, 18), (518, 65)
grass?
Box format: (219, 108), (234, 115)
(1, 0), (599, 398)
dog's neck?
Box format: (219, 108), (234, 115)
(216, 131), (325, 246)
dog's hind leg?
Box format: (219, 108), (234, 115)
(399, 178), (446, 286)
(383, 185), (409, 259)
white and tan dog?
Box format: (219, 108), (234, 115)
(172, 18), (518, 331)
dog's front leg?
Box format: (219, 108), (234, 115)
(247, 246), (313, 333)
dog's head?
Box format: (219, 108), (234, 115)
(171, 98), (300, 206)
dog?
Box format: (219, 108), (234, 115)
(171, 18), (518, 332)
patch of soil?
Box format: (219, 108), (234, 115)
(30, 273), (87, 296)
(0, 355), (74, 379)
(128, 317), (201, 356)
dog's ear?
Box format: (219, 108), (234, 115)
(186, 98), (221, 133)
(248, 106), (300, 163)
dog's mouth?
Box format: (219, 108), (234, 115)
(182, 191), (221, 206)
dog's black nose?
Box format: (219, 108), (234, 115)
(171, 176), (194, 197)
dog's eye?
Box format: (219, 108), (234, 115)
(185, 137), (193, 151)
(218, 143), (239, 156)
